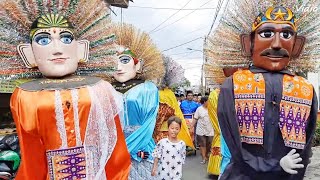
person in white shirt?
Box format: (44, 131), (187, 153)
(191, 96), (214, 164)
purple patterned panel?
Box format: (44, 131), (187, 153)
(252, 105), (259, 132)
(46, 146), (86, 180)
(236, 99), (265, 145)
(302, 112), (307, 135)
(279, 106), (286, 130)
(286, 107), (295, 135)
(279, 99), (311, 149)
(243, 104), (251, 133)
(260, 105), (265, 129)
(294, 109), (303, 136)
(237, 105), (243, 132)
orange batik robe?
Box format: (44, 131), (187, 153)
(10, 76), (130, 180)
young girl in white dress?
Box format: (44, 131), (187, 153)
(151, 116), (186, 180)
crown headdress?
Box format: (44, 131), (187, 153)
(252, 6), (296, 31)
(29, 14), (74, 39)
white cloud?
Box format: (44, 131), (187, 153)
(175, 58), (203, 86)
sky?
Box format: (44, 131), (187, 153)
(111, 0), (219, 86)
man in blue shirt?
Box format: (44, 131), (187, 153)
(180, 91), (200, 119)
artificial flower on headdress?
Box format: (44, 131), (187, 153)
(117, 47), (140, 65)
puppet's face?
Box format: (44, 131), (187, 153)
(113, 54), (138, 83)
(31, 28), (79, 77)
(252, 23), (296, 71)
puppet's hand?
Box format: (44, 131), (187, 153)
(280, 149), (304, 174)
(137, 150), (149, 159)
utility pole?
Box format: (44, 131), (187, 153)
(186, 40), (206, 95)
(201, 37), (207, 95)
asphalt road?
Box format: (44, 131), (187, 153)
(183, 150), (218, 180)
(182, 146), (320, 180)
(304, 146), (320, 180)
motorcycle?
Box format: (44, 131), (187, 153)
(0, 134), (20, 180)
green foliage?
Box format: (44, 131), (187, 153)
(181, 79), (191, 87)
(312, 120), (320, 147)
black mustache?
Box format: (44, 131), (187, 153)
(260, 49), (289, 57)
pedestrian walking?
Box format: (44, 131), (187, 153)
(192, 96), (214, 164)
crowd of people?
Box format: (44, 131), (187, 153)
(176, 91), (216, 165)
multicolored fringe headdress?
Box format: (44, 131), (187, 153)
(204, 41), (229, 86)
(160, 55), (186, 89)
(203, 62), (226, 86)
(112, 23), (164, 82)
(0, 0), (117, 81)
(205, 0), (320, 73)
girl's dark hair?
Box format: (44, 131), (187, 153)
(200, 96), (208, 104)
(167, 116), (182, 127)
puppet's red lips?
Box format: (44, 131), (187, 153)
(266, 55), (285, 58)
(49, 58), (68, 63)
(264, 55), (289, 61)
(116, 72), (125, 75)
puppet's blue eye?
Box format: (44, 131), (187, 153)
(34, 34), (51, 45)
(60, 33), (74, 44)
(119, 55), (133, 64)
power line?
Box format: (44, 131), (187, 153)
(184, 26), (208, 36)
(162, 37), (203, 52)
(207, 0), (223, 36)
(108, 6), (117, 16)
(149, 0), (192, 33)
(207, 0), (230, 36)
(151, 0), (214, 34)
(166, 50), (198, 56)
(172, 52), (202, 61)
(130, 6), (216, 10)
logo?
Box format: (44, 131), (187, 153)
(295, 5), (318, 13)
